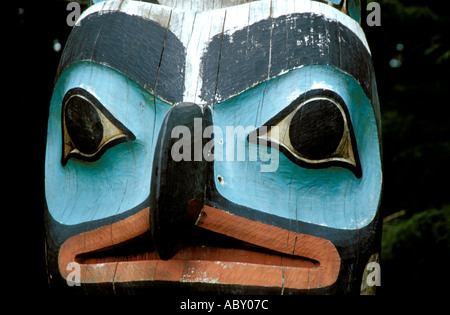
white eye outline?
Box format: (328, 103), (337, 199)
(61, 88), (135, 165)
(248, 89), (362, 178)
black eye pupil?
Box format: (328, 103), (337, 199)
(289, 99), (344, 160)
(65, 96), (104, 155)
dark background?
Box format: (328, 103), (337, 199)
(14, 0), (450, 295)
(365, 0), (450, 294)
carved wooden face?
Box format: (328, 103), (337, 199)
(45, 0), (382, 294)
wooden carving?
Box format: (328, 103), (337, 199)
(45, 0), (382, 294)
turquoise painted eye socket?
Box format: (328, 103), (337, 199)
(249, 89), (362, 178)
(61, 88), (135, 165)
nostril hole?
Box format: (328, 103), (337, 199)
(217, 175), (224, 184)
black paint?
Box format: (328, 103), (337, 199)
(65, 95), (104, 155)
(248, 89), (362, 178)
(202, 18), (272, 104)
(203, 166), (381, 294)
(289, 99), (344, 160)
(61, 88), (135, 165)
(57, 11), (185, 104)
(201, 13), (375, 108)
(150, 103), (212, 260)
(46, 5), (379, 294)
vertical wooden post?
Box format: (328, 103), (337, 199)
(45, 0), (382, 294)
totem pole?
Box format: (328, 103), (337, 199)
(45, 0), (382, 294)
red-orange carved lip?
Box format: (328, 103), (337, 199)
(59, 206), (340, 291)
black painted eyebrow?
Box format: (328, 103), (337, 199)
(201, 13), (376, 107)
(56, 11), (186, 104)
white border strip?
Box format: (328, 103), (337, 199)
(78, 0), (370, 54)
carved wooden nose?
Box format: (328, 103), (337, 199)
(150, 102), (212, 260)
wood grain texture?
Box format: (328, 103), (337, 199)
(46, 0), (381, 295)
(59, 207), (339, 291)
(150, 103), (211, 259)
(197, 206), (341, 287)
(58, 9), (185, 103)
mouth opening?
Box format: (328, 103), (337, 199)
(59, 207), (340, 290)
(75, 227), (319, 269)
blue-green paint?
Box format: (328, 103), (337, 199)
(45, 62), (171, 225)
(347, 0), (361, 23)
(46, 63), (381, 230)
(212, 65), (381, 230)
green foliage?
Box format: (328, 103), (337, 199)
(366, 0), (450, 214)
(367, 4), (450, 292)
(381, 205), (450, 293)
(382, 206), (450, 261)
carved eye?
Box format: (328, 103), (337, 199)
(61, 88), (135, 165)
(249, 89), (361, 177)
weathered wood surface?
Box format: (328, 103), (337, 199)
(45, 0), (382, 294)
